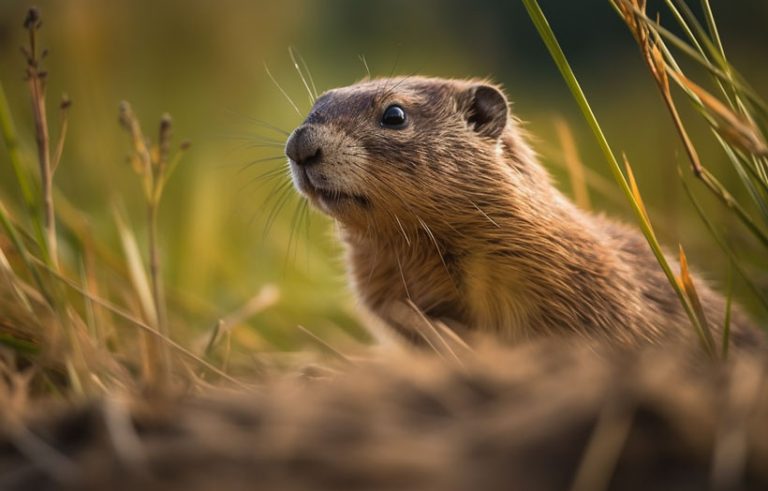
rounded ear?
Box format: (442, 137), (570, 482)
(462, 84), (508, 139)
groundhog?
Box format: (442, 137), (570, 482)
(285, 76), (760, 349)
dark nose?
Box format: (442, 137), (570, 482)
(285, 125), (323, 167)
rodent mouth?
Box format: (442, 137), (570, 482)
(313, 186), (370, 210)
(291, 164), (370, 213)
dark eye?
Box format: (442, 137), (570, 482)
(381, 104), (407, 128)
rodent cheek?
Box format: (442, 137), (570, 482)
(314, 140), (372, 195)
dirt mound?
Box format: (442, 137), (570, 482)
(1, 341), (767, 491)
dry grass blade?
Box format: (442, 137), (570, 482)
(677, 245), (715, 353)
(0, 201), (52, 302)
(118, 101), (152, 195)
(406, 299), (465, 368)
(9, 424), (80, 484)
(27, 255), (250, 389)
(51, 94), (71, 172)
(569, 400), (634, 491)
(113, 209), (157, 327)
(117, 104), (190, 385)
(199, 285), (280, 355)
(23, 7), (59, 269)
(0, 245), (33, 314)
(641, 38), (705, 176)
(674, 73), (767, 156)
(113, 207), (163, 386)
(554, 118), (591, 209)
(102, 398), (149, 474)
(296, 325), (353, 365)
(623, 155), (652, 228)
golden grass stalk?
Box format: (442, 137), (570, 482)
(200, 285), (280, 358)
(117, 103), (189, 388)
(114, 207), (163, 385)
(554, 118), (591, 210)
(677, 245), (715, 349)
(676, 74), (767, 157)
(27, 255), (248, 389)
(0, 202), (51, 304)
(22, 7), (60, 270)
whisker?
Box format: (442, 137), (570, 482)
(284, 197), (305, 271)
(260, 178), (292, 211)
(263, 182), (295, 237)
(216, 154), (283, 170)
(299, 198), (311, 268)
(244, 142), (286, 149)
(221, 134), (286, 145)
(358, 54), (371, 80)
(393, 214), (411, 247)
(292, 47), (319, 100)
(394, 249), (412, 301)
(243, 166), (287, 188)
(264, 62), (301, 116)
(218, 106), (291, 136)
(416, 216), (460, 295)
(469, 199), (500, 228)
(289, 46), (315, 105)
(237, 155), (286, 173)
(380, 70), (424, 101)
(376, 49), (401, 100)
(239, 167), (288, 195)
(246, 174), (285, 226)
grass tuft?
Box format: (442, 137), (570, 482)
(522, 0), (717, 358)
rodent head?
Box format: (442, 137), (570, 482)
(285, 77), (515, 233)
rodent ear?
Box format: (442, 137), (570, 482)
(463, 84), (508, 139)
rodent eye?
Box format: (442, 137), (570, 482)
(381, 105), (407, 128)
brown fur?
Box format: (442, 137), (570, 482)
(286, 76), (761, 348)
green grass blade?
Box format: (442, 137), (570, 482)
(699, 168), (768, 248)
(700, 0), (725, 58)
(0, 332), (39, 355)
(672, 0), (726, 68)
(0, 200), (52, 303)
(0, 81), (35, 207)
(0, 80), (52, 263)
(680, 172), (768, 312)
(662, 0), (739, 111)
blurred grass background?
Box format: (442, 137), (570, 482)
(0, 0), (766, 357)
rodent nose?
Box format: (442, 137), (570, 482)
(285, 125), (323, 167)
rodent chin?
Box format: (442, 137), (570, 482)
(290, 163), (369, 217)
(313, 187), (370, 215)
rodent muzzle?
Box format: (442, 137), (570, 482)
(285, 125), (323, 168)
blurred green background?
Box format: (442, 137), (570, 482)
(0, 0), (766, 352)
